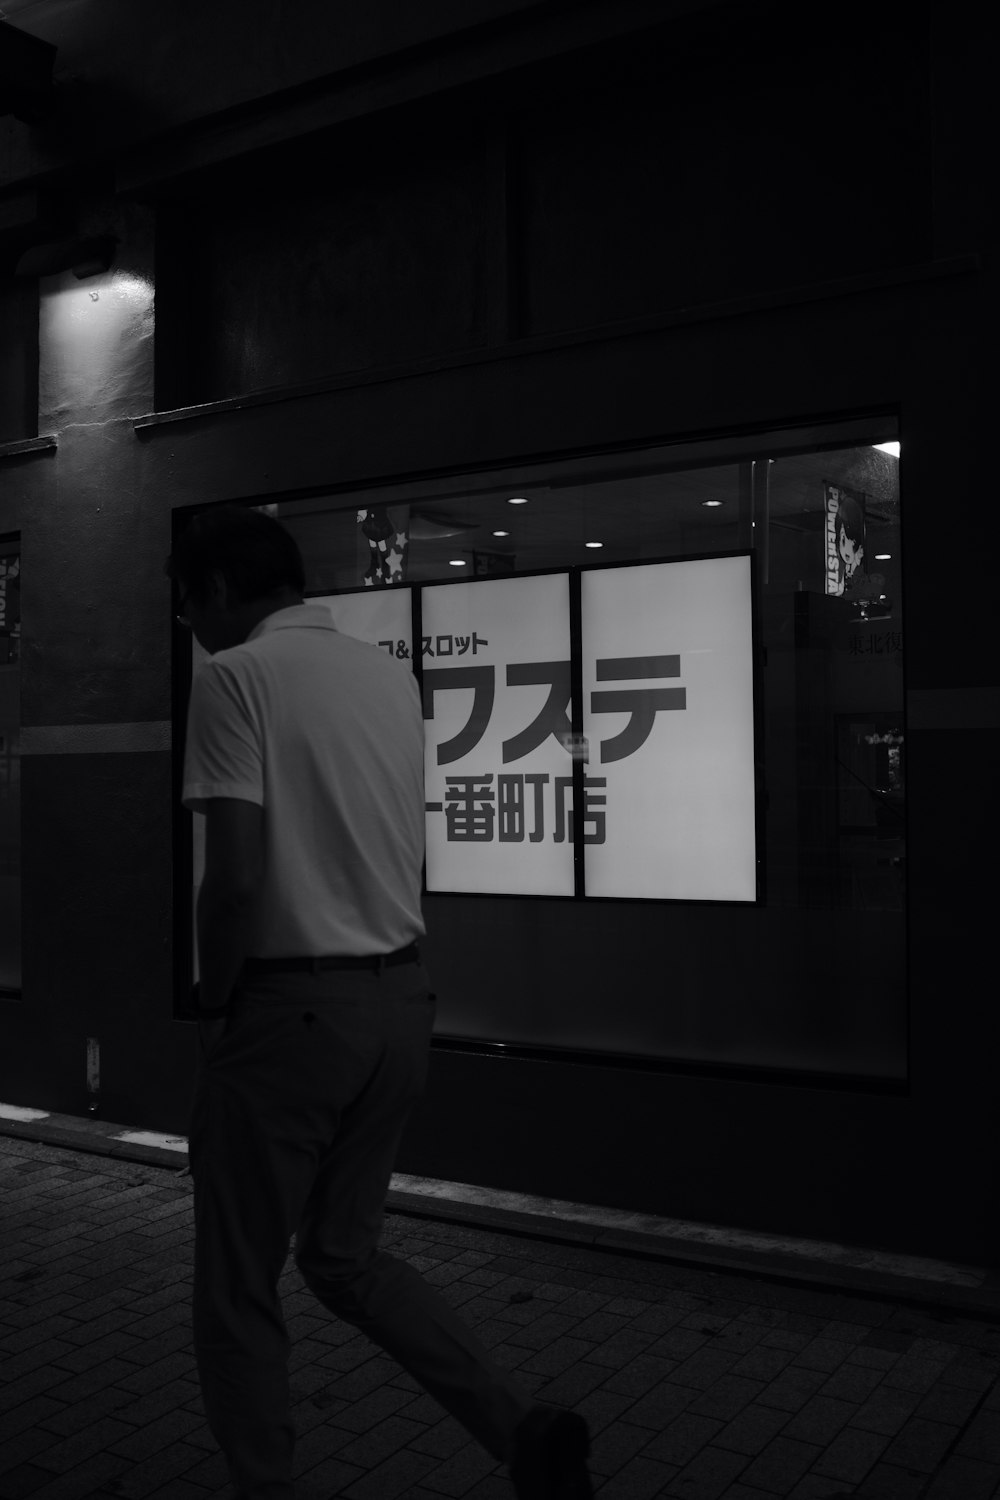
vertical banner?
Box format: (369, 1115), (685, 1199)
(422, 573), (575, 896)
(0, 552), (20, 666)
(313, 588), (413, 664)
(581, 556), (756, 901)
(825, 482), (867, 596)
(357, 506), (409, 587)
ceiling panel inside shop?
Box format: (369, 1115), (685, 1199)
(277, 444), (899, 592)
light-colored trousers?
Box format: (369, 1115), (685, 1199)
(189, 962), (532, 1500)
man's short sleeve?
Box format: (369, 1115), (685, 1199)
(182, 658), (264, 813)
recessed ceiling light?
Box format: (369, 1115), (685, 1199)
(449, 559), (466, 567)
(701, 499), (723, 508)
(585, 541), (603, 549)
(507, 496), (528, 505)
(492, 530), (509, 537)
(875, 553), (892, 560)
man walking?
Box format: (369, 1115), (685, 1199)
(169, 506), (592, 1500)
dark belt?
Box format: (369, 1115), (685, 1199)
(243, 942), (420, 976)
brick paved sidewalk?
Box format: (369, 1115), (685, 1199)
(3, 1135), (1000, 1500)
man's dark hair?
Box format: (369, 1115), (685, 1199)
(166, 505), (305, 605)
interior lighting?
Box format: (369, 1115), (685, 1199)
(507, 497), (528, 505)
(585, 541), (603, 549)
(701, 499), (724, 507)
(873, 442), (901, 458)
(492, 530), (510, 537)
(449, 559), (467, 567)
(875, 553), (892, 560)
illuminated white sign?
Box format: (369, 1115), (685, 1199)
(190, 563), (756, 921)
(420, 557), (756, 901)
(314, 588), (413, 661)
(581, 556), (756, 901)
(422, 574), (575, 896)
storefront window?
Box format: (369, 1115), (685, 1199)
(0, 539), (21, 998)
(177, 416), (905, 1079)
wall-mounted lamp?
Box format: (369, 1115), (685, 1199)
(14, 234), (117, 279)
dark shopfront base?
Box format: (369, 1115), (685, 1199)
(2, 1089), (1000, 1329)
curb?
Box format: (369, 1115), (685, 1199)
(4, 1111), (1000, 1324)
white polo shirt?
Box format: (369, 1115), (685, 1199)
(182, 604), (426, 957)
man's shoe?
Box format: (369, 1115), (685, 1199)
(510, 1407), (593, 1499)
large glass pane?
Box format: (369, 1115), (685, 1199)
(241, 416), (905, 1077)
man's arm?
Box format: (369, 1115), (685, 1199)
(196, 798), (264, 1013)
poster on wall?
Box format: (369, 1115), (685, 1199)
(422, 573), (576, 896)
(580, 556), (756, 901)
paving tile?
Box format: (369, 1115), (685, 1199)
(518, 1334), (599, 1377)
(34, 1383), (136, 1435)
(663, 1445), (749, 1499)
(850, 1381), (924, 1437)
(781, 1394), (856, 1446)
(667, 1347), (744, 1392)
(0, 1462), (54, 1498)
(326, 1384), (417, 1433)
(585, 1327), (659, 1368)
(532, 1358), (609, 1406)
(620, 1379), (697, 1430)
(713, 1402), (791, 1456)
(333, 1414), (427, 1468)
(739, 1435), (822, 1493)
(688, 1376), (769, 1423)
(407, 1417), (470, 1461)
(849, 1345), (901, 1371)
(939, 1360), (999, 1393)
(50, 1330), (144, 1372)
(791, 1339), (855, 1376)
(956, 1406), (1000, 1463)
(27, 1416), (138, 1475)
(593, 1454), (679, 1498)
(642, 1411), (725, 1467)
(810, 1425), (891, 1484)
(587, 1417), (653, 1475)
(108, 1439), (211, 1498)
(728, 1343), (798, 1384)
(410, 1441), (498, 1496)
(920, 1453), (1000, 1498)
(602, 1353), (678, 1398)
(787, 1476), (870, 1499)
(880, 1414), (960, 1473)
(572, 1386), (636, 1435)
(650, 1326), (713, 1362)
(883, 1356), (956, 1394)
(0, 1339), (80, 1382)
(757, 1365), (832, 1414)
(852, 1460), (927, 1498)
(113, 1352), (200, 1395)
(7, 1449), (134, 1500)
(0, 1427), (56, 1477)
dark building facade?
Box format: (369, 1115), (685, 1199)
(0, 0), (995, 1264)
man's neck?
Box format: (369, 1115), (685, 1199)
(236, 592), (304, 643)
